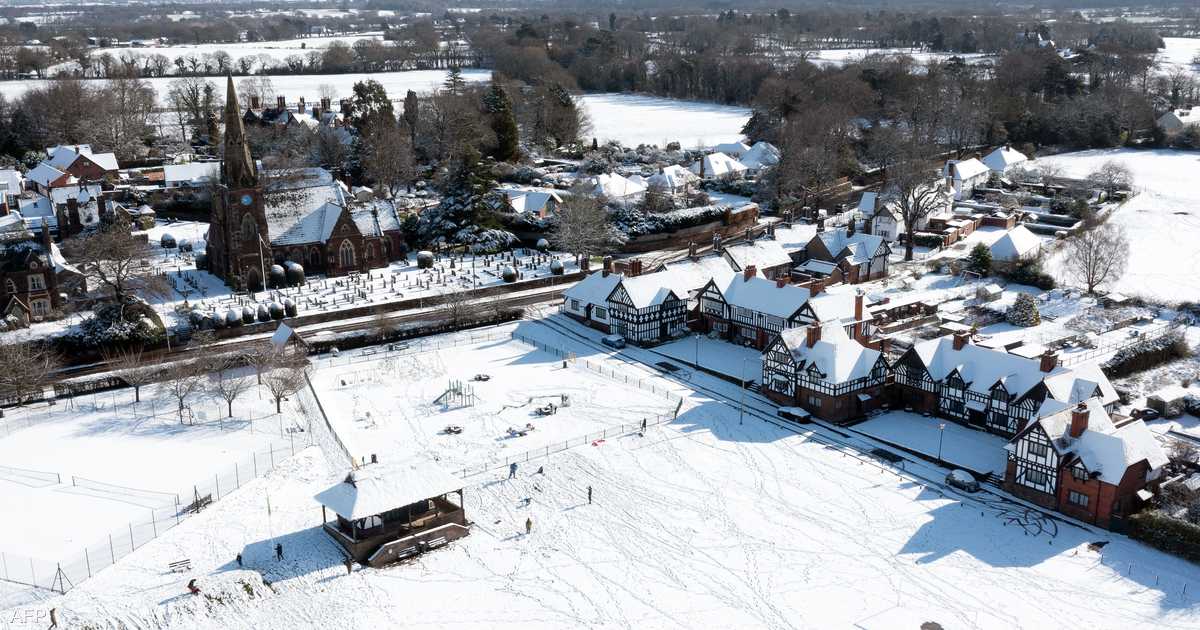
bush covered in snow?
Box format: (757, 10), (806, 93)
(577, 141), (699, 175)
(612, 204), (728, 238)
(1103, 330), (1190, 377)
(1006, 293), (1041, 327)
(418, 149), (518, 253)
(1127, 510), (1200, 564)
(64, 299), (166, 349)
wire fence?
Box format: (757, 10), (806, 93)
(0, 439), (305, 594)
(0, 465), (61, 487)
(1058, 320), (1180, 367)
(309, 329), (515, 370)
(510, 332), (684, 404)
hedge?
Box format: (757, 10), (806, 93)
(1127, 511), (1200, 564)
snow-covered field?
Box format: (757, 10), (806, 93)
(1037, 149), (1200, 303)
(6, 320), (1200, 629)
(853, 411), (1009, 475)
(308, 330), (678, 473)
(1159, 38), (1200, 76)
(0, 379), (293, 560)
(577, 94), (750, 148)
(808, 47), (995, 68)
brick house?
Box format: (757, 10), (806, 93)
(0, 220), (76, 328)
(797, 224), (890, 285)
(46, 145), (119, 182)
(761, 320), (888, 423)
(1004, 398), (1168, 530)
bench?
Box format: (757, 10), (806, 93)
(186, 494), (213, 514)
(168, 559), (191, 573)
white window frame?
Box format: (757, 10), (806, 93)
(28, 273), (46, 291)
(31, 299), (50, 317)
(1068, 490), (1089, 507)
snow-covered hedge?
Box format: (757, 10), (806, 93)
(1103, 330), (1189, 377)
(612, 204), (728, 238)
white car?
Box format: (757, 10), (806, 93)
(600, 334), (626, 349)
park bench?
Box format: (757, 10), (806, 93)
(168, 559), (191, 573)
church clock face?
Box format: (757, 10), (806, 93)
(240, 194), (254, 206)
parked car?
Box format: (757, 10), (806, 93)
(1133, 407), (1160, 421)
(946, 469), (980, 493)
(777, 407), (812, 424)
(600, 334), (626, 349)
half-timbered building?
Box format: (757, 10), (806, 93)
(762, 321), (888, 422)
(696, 267), (815, 349)
(1004, 398), (1167, 530)
(891, 332), (1119, 439)
(722, 239), (793, 281)
(561, 268), (624, 333)
(606, 271), (687, 344)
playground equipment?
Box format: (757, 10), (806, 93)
(434, 380), (478, 409)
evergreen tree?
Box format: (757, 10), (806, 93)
(444, 67), (466, 94)
(966, 244), (992, 276)
(483, 80), (519, 162)
(349, 79), (394, 133)
(403, 89), (419, 147)
(1006, 293), (1041, 327)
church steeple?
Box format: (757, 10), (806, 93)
(222, 74), (257, 190)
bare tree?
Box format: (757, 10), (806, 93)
(61, 221), (168, 312)
(211, 372), (251, 418)
(93, 74), (157, 160)
(1087, 161), (1134, 196)
(0, 343), (60, 408)
(243, 343), (277, 385)
(547, 187), (627, 265)
(1060, 222), (1130, 294)
(101, 345), (155, 402)
(159, 361), (205, 423)
(263, 362), (308, 413)
(362, 120), (415, 198)
(437, 290), (484, 328)
(887, 148), (950, 262)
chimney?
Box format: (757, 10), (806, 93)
(743, 265), (757, 282)
(370, 453), (378, 464)
(847, 219), (856, 236)
(806, 323), (821, 348)
(250, 95), (261, 110)
(321, 96), (332, 111)
(712, 234), (722, 253)
(0, 198), (8, 217)
(276, 95), (286, 110)
(311, 105), (320, 120)
(816, 217), (825, 232)
(1040, 350), (1059, 373)
(776, 277), (787, 288)
(340, 99), (352, 116)
(854, 291), (864, 322)
(602, 255), (613, 277)
(630, 259), (643, 277)
(744, 227), (751, 242)
(808, 278), (824, 296)
(952, 331), (970, 351)
(40, 222), (51, 249)
(688, 241), (697, 259)
(298, 97), (306, 114)
(1069, 403), (1089, 438)
(767, 222), (776, 238)
(66, 197), (81, 233)
(783, 209), (793, 225)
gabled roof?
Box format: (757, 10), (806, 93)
(618, 271), (679, 309)
(989, 225), (1041, 261)
(981, 146), (1028, 172)
(589, 173), (645, 199)
(740, 142), (780, 170)
(713, 141), (751, 157)
(815, 228), (885, 265)
(723, 239), (792, 272)
(47, 145), (117, 172)
(690, 152), (747, 178)
(264, 168), (347, 246)
(163, 162), (220, 186)
(563, 270), (624, 307)
(647, 165), (697, 190)
(772, 223), (818, 254)
(350, 200), (402, 237)
(778, 322), (880, 384)
(713, 273), (810, 319)
(944, 158), (990, 181)
(661, 255), (739, 298)
(0, 169), (22, 196)
(314, 460), (463, 520)
(27, 163), (71, 188)
(49, 184), (101, 206)
(808, 292), (859, 322)
(912, 337), (1059, 399)
(1013, 398), (1167, 480)
(497, 186), (563, 215)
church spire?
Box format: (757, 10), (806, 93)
(222, 74), (257, 189)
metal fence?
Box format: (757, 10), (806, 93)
(0, 439), (304, 594)
(1059, 320), (1179, 367)
(310, 329), (515, 370)
(510, 332), (684, 403)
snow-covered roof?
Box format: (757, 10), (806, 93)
(989, 225), (1041, 261)
(690, 152), (747, 178)
(981, 147), (1028, 173)
(714, 273), (810, 319)
(0, 169), (22, 197)
(315, 460), (463, 520)
(27, 163), (71, 188)
(589, 173), (645, 200)
(1022, 398), (1168, 480)
(740, 142), (780, 170)
(270, 323), (297, 350)
(647, 165), (698, 190)
(350, 200), (402, 237)
(798, 259), (839, 275)
(619, 272), (679, 309)
(856, 192), (878, 214)
(47, 145), (118, 172)
(497, 186), (562, 216)
(772, 223), (818, 253)
(816, 228), (885, 265)
(264, 168), (347, 246)
(563, 270), (624, 307)
(723, 239), (792, 272)
(16, 196), (54, 229)
(944, 158), (990, 181)
(713, 141), (751, 157)
(46, 143), (91, 157)
(661, 255), (738, 298)
(808, 292), (859, 322)
(164, 162), (220, 186)
(1161, 107), (1200, 126)
(49, 184), (101, 206)
(778, 321), (880, 384)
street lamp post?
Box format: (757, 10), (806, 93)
(739, 356), (750, 425)
(937, 423), (946, 465)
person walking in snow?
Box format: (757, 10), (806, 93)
(236, 553), (243, 568)
(187, 579), (201, 596)
(641, 418), (647, 433)
(587, 485), (593, 505)
(48, 607), (58, 629)
(275, 543), (284, 561)
(525, 517), (533, 535)
(509, 462), (518, 479)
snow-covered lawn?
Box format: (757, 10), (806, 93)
(1159, 38), (1200, 77)
(649, 333), (762, 382)
(0, 381), (293, 560)
(1037, 149), (1200, 303)
(307, 331), (678, 473)
(853, 411), (1010, 475)
(577, 93), (750, 148)
(809, 47), (995, 68)
(11, 344), (1200, 628)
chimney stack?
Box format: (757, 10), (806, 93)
(783, 209), (793, 225)
(1069, 403), (1089, 438)
(847, 218), (856, 236)
(816, 216), (825, 232)
(743, 265), (757, 282)
(688, 241), (697, 260)
(744, 227), (752, 242)
(66, 197), (81, 233)
(712, 234), (722, 253)
(952, 331), (970, 351)
(298, 97), (306, 114)
(1040, 350), (1059, 373)
(321, 97), (332, 112)
(0, 198), (8, 217)
(776, 277), (788, 288)
(250, 95), (261, 110)
(806, 323), (821, 348)
(602, 255), (613, 277)
(808, 278), (823, 296)
(276, 95), (286, 110)
(630, 259), (643, 277)
(340, 99), (352, 116)
(854, 291), (864, 322)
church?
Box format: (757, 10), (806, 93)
(205, 76), (407, 290)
